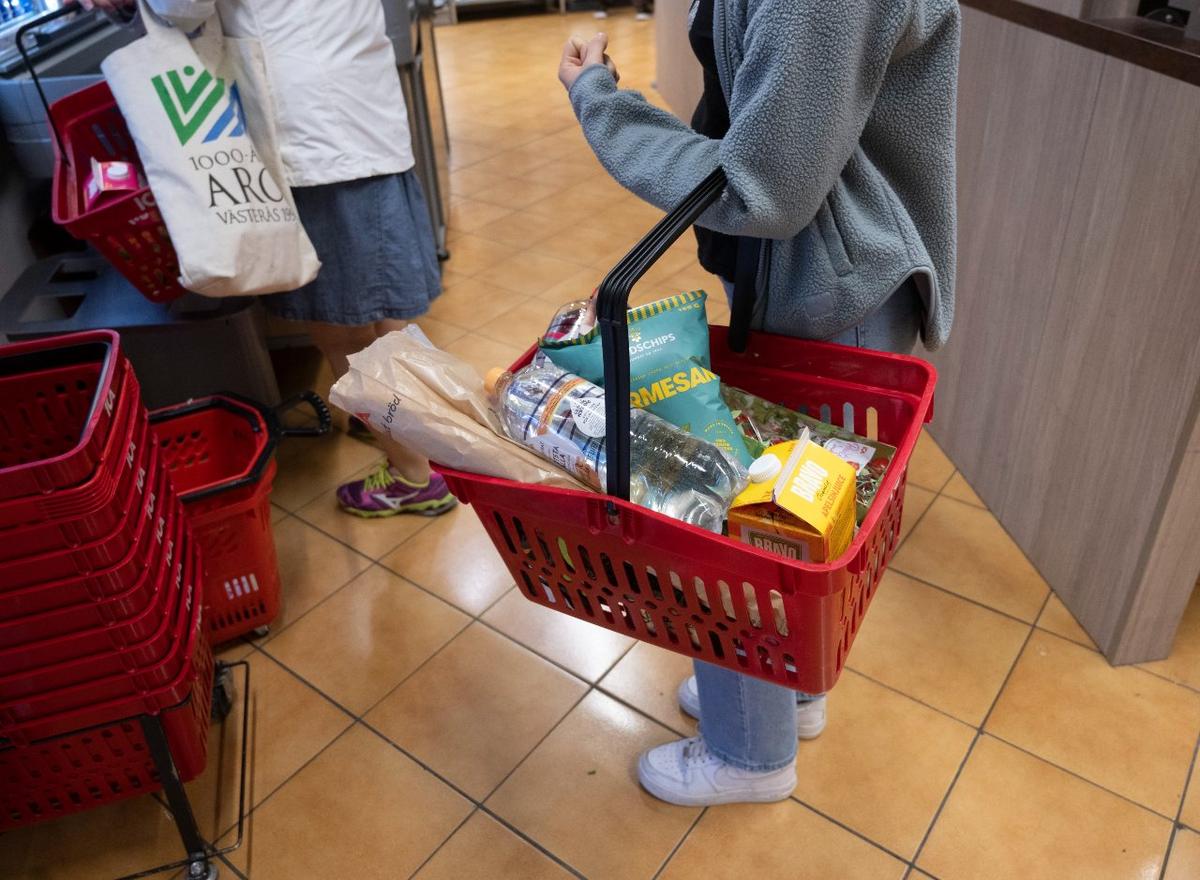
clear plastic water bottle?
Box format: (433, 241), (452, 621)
(485, 355), (746, 532)
(542, 299), (596, 343)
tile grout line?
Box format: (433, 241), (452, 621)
(253, 519), (686, 871)
(1158, 723), (1200, 880)
(246, 553), (1192, 876)
(471, 613), (617, 685)
(886, 563), (1046, 629)
(358, 664), (702, 879)
(247, 546), (378, 649)
(1135, 664), (1200, 699)
(1028, 625), (1200, 703)
(592, 682), (695, 739)
(404, 806), (480, 880)
(926, 465), (1082, 641)
(315, 610), (471, 722)
(277, 494), (1038, 874)
(467, 683), (595, 803)
(203, 722), (360, 854)
(360, 714), (592, 880)
(650, 807), (707, 880)
(838, 667), (978, 729)
(906, 605), (1044, 871)
(983, 732), (1182, 823)
(787, 795), (917, 869)
(472, 803), (591, 880)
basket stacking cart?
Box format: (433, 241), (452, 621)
(150, 392), (331, 645)
(17, 3), (187, 305)
(440, 169), (937, 695)
(0, 331), (248, 880)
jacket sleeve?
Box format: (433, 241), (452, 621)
(569, 0), (912, 239)
(142, 0), (215, 31)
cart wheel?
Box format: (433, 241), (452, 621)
(252, 625), (271, 638)
(210, 664), (236, 723)
(184, 860), (218, 880)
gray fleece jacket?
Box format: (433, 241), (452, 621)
(569, 0), (960, 350)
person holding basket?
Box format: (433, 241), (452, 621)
(83, 0), (455, 520)
(559, 0), (960, 806)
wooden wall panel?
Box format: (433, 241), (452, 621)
(1020, 57), (1200, 653)
(928, 9), (1104, 508)
(933, 10), (1200, 662)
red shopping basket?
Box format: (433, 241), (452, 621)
(44, 78), (186, 304)
(0, 509), (185, 676)
(0, 627), (215, 830)
(440, 169), (937, 695)
(0, 526), (194, 702)
(0, 537), (207, 744)
(0, 377), (149, 563)
(0, 437), (174, 596)
(15, 5), (184, 306)
(0, 330), (129, 502)
(0, 458), (173, 626)
(152, 392), (331, 644)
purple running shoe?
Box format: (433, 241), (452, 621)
(337, 462), (457, 518)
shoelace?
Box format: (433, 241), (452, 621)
(681, 738), (712, 768)
(363, 462), (398, 493)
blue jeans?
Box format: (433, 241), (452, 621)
(701, 279), (923, 770)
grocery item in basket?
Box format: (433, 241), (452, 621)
(330, 327), (587, 491)
(83, 158), (143, 210)
(539, 290), (754, 467)
(728, 431), (857, 563)
(721, 384), (896, 525)
(543, 298), (597, 342)
(486, 354), (747, 533)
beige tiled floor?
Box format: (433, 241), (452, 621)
(6, 9), (1200, 880)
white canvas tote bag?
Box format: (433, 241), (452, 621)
(101, 1), (320, 297)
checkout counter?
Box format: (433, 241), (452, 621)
(653, 0), (1200, 666)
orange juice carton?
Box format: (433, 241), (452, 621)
(727, 429), (857, 563)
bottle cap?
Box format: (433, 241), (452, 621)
(748, 455), (782, 483)
(484, 367), (507, 396)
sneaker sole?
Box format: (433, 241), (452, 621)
(338, 496), (458, 519)
(797, 721), (826, 741)
(636, 754), (796, 807)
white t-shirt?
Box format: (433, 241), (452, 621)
(147, 0), (415, 187)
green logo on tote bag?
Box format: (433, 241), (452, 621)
(152, 65), (226, 145)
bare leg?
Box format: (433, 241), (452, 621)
(306, 320), (432, 484)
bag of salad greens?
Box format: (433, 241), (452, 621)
(539, 290), (753, 467)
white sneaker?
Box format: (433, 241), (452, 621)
(635, 11), (652, 19)
(677, 675), (828, 740)
(593, 9), (608, 17)
(638, 736), (796, 806)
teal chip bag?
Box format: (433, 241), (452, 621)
(539, 290), (754, 467)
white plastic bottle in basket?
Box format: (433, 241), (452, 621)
(485, 355), (746, 533)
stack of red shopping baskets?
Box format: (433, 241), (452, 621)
(0, 330), (213, 830)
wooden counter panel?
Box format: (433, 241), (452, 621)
(928, 11), (1103, 510)
(1020, 57), (1200, 653)
(932, 10), (1200, 661)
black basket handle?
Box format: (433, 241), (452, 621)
(16, 1), (83, 166)
(596, 167), (728, 502)
(274, 390), (333, 438)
